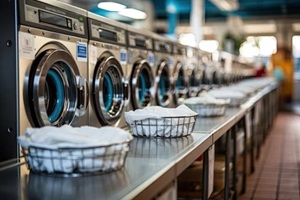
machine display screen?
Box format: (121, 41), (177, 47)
(135, 39), (146, 47)
(39, 10), (72, 30)
(159, 44), (167, 52)
(178, 48), (183, 55)
(99, 29), (117, 42)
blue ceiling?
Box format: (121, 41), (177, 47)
(151, 0), (300, 22)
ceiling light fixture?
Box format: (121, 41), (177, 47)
(98, 2), (126, 12)
(119, 8), (147, 20)
(199, 40), (219, 53)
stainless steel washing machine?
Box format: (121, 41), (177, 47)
(200, 51), (215, 90)
(88, 13), (128, 128)
(152, 34), (173, 107)
(170, 43), (189, 107)
(210, 59), (226, 88)
(186, 47), (202, 97)
(18, 0), (89, 136)
(127, 27), (155, 111)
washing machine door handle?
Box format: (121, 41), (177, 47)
(75, 75), (89, 117)
(123, 78), (130, 107)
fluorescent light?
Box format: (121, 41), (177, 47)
(178, 33), (196, 47)
(258, 36), (277, 56)
(119, 8), (147, 20)
(239, 36), (277, 57)
(244, 24), (276, 34)
(293, 36), (300, 51)
(98, 2), (126, 12)
(199, 40), (219, 53)
(209, 0), (238, 11)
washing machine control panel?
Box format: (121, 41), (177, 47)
(186, 47), (198, 59)
(90, 20), (126, 45)
(154, 40), (171, 53)
(173, 45), (186, 56)
(128, 32), (153, 50)
(23, 4), (86, 36)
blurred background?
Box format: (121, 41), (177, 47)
(59, 0), (300, 104)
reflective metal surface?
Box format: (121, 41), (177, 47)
(88, 14), (128, 128)
(126, 28), (155, 111)
(92, 53), (125, 126)
(153, 37), (173, 107)
(36, 0), (86, 16)
(171, 44), (188, 107)
(30, 49), (78, 126)
(0, 83), (278, 200)
(129, 58), (154, 110)
(0, 133), (211, 200)
(186, 47), (201, 97)
(172, 62), (188, 105)
(19, 26), (89, 137)
(187, 65), (203, 97)
(155, 61), (172, 107)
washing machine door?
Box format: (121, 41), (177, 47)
(187, 65), (201, 97)
(93, 53), (125, 126)
(173, 62), (188, 105)
(130, 59), (154, 110)
(155, 61), (172, 107)
(218, 71), (225, 85)
(25, 47), (88, 127)
(212, 71), (220, 87)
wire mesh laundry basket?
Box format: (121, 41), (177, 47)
(21, 139), (132, 176)
(127, 114), (198, 137)
(230, 97), (248, 107)
(186, 103), (228, 117)
(128, 135), (194, 158)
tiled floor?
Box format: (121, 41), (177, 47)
(239, 112), (300, 200)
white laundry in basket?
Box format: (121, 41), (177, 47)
(125, 105), (197, 137)
(18, 125), (133, 173)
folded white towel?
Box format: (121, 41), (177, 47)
(221, 85), (255, 95)
(18, 125), (133, 149)
(208, 89), (246, 107)
(125, 105), (197, 125)
(183, 93), (229, 105)
(208, 89), (245, 99)
(18, 126), (132, 173)
(125, 105), (197, 137)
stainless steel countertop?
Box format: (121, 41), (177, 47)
(0, 82), (278, 200)
(0, 133), (211, 200)
(193, 107), (244, 142)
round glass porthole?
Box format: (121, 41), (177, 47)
(93, 53), (124, 125)
(131, 60), (154, 109)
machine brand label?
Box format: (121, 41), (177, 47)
(120, 49), (127, 64)
(77, 42), (87, 62)
(19, 32), (35, 60)
(148, 52), (154, 67)
(89, 45), (98, 65)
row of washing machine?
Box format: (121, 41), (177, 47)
(15, 0), (253, 137)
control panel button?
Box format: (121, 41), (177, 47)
(67, 19), (72, 29)
(145, 40), (151, 48)
(73, 22), (78, 30)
